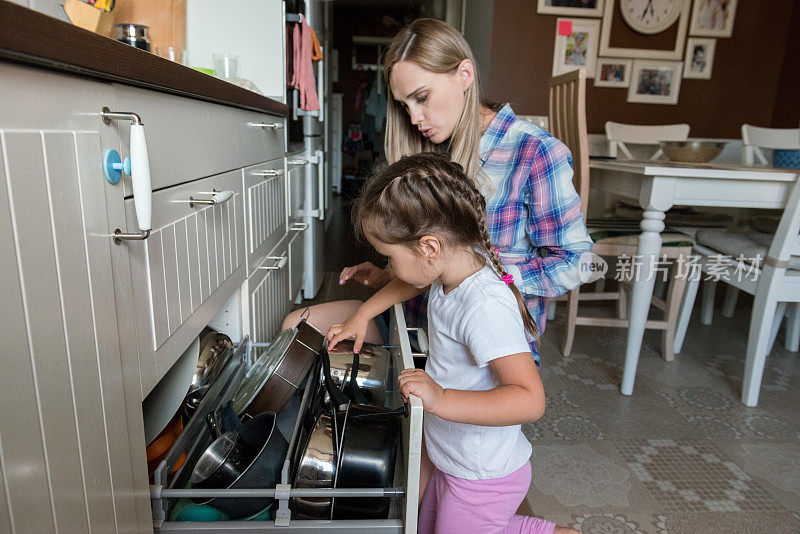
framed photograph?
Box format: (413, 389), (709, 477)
(599, 0), (691, 60)
(594, 58), (632, 87)
(689, 0), (737, 37)
(627, 60), (683, 104)
(683, 37), (716, 78)
(552, 18), (601, 78)
(537, 0), (604, 17)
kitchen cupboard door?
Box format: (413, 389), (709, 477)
(286, 154), (307, 226)
(243, 159), (288, 275)
(0, 63), (149, 533)
(246, 240), (291, 355)
(288, 225), (307, 301)
(124, 169), (247, 399)
(114, 84), (285, 193)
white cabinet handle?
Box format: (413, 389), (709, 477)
(257, 255), (288, 271)
(249, 122), (284, 129)
(317, 47), (325, 124)
(253, 169), (284, 177)
(290, 222), (309, 231)
(101, 108), (152, 244)
(286, 159), (307, 166)
(188, 189), (235, 208)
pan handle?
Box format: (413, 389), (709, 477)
(345, 352), (369, 405)
(320, 341), (351, 411)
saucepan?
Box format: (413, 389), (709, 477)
(291, 342), (404, 520)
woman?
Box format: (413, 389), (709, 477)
(284, 18), (591, 367)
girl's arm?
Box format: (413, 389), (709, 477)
(327, 277), (428, 351)
(502, 135), (593, 297)
(398, 352), (545, 426)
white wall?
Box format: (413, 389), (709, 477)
(186, 0), (285, 101)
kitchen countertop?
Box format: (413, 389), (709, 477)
(0, 0), (287, 116)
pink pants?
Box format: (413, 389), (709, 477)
(418, 461), (556, 534)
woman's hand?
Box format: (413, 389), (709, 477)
(326, 311), (370, 353)
(339, 262), (393, 288)
(398, 369), (445, 416)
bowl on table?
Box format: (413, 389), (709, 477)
(661, 141), (726, 163)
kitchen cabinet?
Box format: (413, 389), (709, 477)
(0, 59), (298, 533)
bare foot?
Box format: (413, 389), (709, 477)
(554, 527), (579, 534)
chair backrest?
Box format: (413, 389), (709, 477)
(549, 68), (589, 214)
(741, 124), (800, 166)
(605, 121), (690, 161)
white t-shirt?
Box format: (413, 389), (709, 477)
(424, 263), (534, 480)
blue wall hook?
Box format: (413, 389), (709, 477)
(103, 149), (132, 184)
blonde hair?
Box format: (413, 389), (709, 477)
(354, 153), (539, 341)
(382, 18), (489, 187)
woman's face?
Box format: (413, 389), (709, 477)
(389, 59), (473, 145)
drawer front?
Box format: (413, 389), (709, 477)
(248, 240), (291, 346)
(114, 84), (285, 192)
(288, 226), (306, 300)
(244, 159), (288, 275)
(125, 170), (246, 397)
(285, 155), (307, 224)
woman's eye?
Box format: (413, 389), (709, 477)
(416, 95), (427, 104)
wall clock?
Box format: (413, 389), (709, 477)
(620, 0), (684, 34)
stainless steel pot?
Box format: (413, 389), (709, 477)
(290, 411), (337, 519)
(325, 340), (390, 407)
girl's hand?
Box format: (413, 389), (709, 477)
(398, 369), (445, 415)
(326, 312), (369, 353)
(339, 262), (393, 288)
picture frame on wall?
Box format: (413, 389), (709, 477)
(689, 0), (737, 38)
(599, 0), (691, 60)
(552, 18), (601, 78)
(683, 37), (716, 78)
(537, 0), (604, 17)
(594, 58), (632, 87)
(627, 60), (683, 104)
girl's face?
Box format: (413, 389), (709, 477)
(389, 59), (474, 145)
(365, 228), (440, 289)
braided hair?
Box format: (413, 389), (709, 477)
(354, 152), (539, 341)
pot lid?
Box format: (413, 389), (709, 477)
(230, 328), (296, 415)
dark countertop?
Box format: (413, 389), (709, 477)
(0, 0), (287, 116)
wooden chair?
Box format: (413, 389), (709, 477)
(605, 121), (690, 161)
(741, 124), (800, 166)
(672, 174), (800, 406)
(549, 69), (693, 359)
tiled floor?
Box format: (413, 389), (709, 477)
(305, 193), (800, 534)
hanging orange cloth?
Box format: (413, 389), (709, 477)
(308, 25), (323, 61)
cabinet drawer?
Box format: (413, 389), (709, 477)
(125, 170), (246, 398)
(247, 240), (291, 348)
(114, 84), (285, 193)
(244, 159), (288, 275)
(285, 154), (307, 224)
(288, 226), (306, 301)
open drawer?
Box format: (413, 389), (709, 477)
(151, 303), (423, 533)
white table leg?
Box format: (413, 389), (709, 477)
(621, 209), (664, 395)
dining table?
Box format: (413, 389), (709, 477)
(588, 157), (800, 396)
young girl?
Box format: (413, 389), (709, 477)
(326, 153), (577, 534)
(284, 18), (592, 370)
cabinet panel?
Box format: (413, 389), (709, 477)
(125, 169), (247, 397)
(289, 226), (306, 301)
(286, 154), (307, 225)
(115, 84), (285, 192)
(248, 240), (291, 349)
(244, 159), (288, 275)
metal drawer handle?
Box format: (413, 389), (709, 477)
(253, 169), (284, 177)
(188, 189), (235, 208)
(257, 255), (288, 271)
(249, 122), (284, 130)
(290, 222), (310, 231)
(101, 108), (152, 244)
(286, 159), (307, 166)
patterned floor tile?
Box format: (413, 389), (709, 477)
(652, 510), (800, 534)
(572, 513), (648, 534)
(616, 438), (782, 513)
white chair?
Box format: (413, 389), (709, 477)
(550, 71), (693, 359)
(605, 121), (690, 161)
(673, 174), (800, 406)
(693, 125), (800, 343)
(741, 124), (800, 166)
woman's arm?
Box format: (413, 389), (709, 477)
(398, 352), (545, 426)
(502, 136), (593, 298)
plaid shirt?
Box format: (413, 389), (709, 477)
(405, 104), (592, 363)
